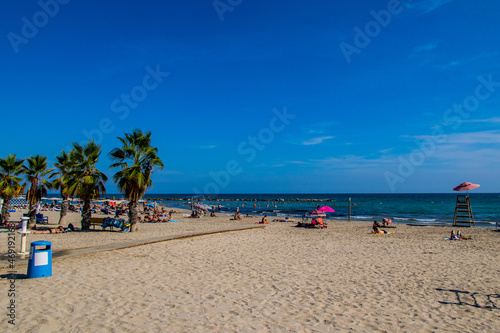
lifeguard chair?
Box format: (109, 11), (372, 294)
(452, 194), (475, 227)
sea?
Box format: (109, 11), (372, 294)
(93, 193), (499, 227)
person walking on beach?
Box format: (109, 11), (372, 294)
(218, 204), (221, 212)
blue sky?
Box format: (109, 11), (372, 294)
(1, 0), (499, 194)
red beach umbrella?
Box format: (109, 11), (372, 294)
(453, 182), (480, 192)
(317, 206), (335, 213)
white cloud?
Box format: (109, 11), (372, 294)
(379, 148), (394, 155)
(437, 52), (500, 70)
(403, 0), (456, 14)
(199, 145), (216, 149)
(413, 41), (438, 53)
(463, 117), (500, 124)
(428, 146), (500, 169)
(302, 136), (334, 146)
(411, 130), (500, 145)
(287, 161), (309, 165)
(311, 155), (396, 169)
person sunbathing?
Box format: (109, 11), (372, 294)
(261, 215), (268, 224)
(32, 226), (68, 234)
(372, 220), (386, 234)
(273, 217), (294, 222)
(448, 230), (468, 240)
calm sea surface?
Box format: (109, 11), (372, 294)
(44, 193), (499, 227)
(138, 193), (499, 227)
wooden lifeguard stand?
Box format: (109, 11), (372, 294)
(453, 195), (475, 227)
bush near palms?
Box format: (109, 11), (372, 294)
(0, 155), (25, 226)
(49, 150), (74, 226)
(67, 141), (107, 230)
(109, 129), (164, 232)
(23, 155), (54, 229)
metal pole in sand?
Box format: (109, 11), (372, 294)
(348, 197), (351, 222)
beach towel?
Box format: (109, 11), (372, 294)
(369, 232), (394, 235)
(168, 220), (180, 222)
(101, 218), (130, 231)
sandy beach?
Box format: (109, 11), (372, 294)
(1, 209), (500, 332)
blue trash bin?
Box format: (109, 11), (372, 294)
(27, 241), (52, 278)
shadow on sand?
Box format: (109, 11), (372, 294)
(0, 273), (28, 280)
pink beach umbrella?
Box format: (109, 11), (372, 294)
(194, 204), (209, 211)
(453, 182), (480, 193)
(317, 206), (335, 213)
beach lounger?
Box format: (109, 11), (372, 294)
(23, 213), (49, 224)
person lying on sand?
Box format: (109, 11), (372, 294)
(143, 213), (153, 222)
(273, 217), (294, 222)
(32, 226), (69, 234)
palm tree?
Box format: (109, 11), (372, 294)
(23, 155), (54, 229)
(109, 129), (164, 232)
(0, 154), (25, 226)
(49, 150), (74, 226)
(67, 140), (107, 230)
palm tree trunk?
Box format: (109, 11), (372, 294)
(1, 198), (11, 226)
(129, 200), (139, 232)
(58, 198), (69, 226)
(81, 199), (91, 230)
(27, 203), (37, 229)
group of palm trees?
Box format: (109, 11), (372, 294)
(0, 129), (163, 232)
